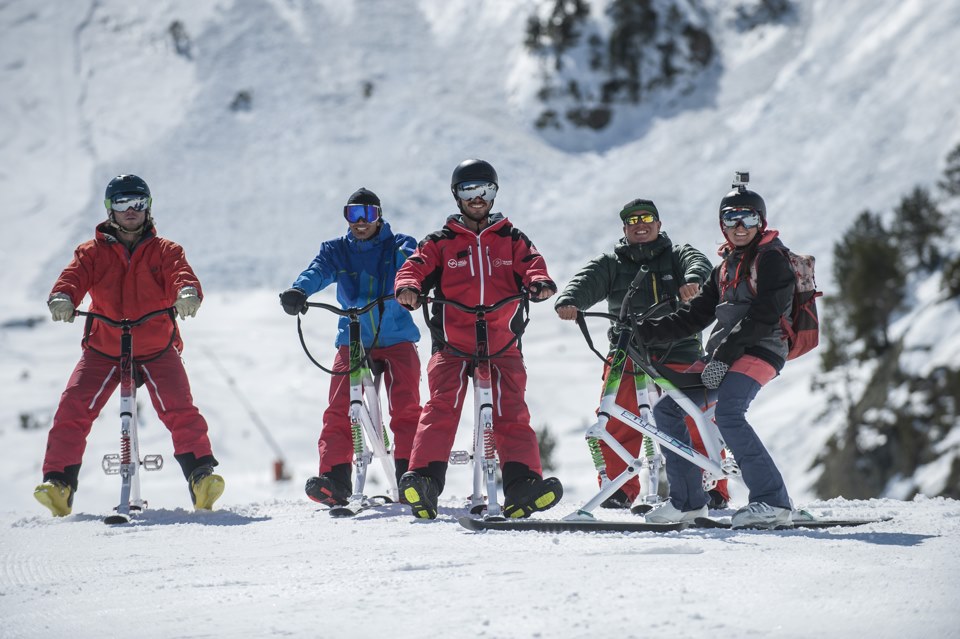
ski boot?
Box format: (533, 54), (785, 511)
(399, 471), (439, 519)
(305, 475), (351, 507)
(34, 480), (74, 517)
(503, 476), (563, 519)
(189, 466), (225, 511)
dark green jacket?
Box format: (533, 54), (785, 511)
(554, 232), (712, 362)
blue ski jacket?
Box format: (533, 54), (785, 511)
(291, 221), (421, 348)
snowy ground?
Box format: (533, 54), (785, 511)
(2, 496), (958, 638)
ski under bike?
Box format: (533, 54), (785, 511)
(75, 307), (175, 524)
(567, 266), (738, 521)
(420, 293), (529, 520)
(299, 295), (398, 516)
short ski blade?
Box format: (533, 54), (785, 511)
(458, 516), (684, 533)
(328, 495), (394, 518)
(693, 516), (889, 530)
(103, 514), (130, 525)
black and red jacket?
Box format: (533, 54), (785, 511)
(395, 213), (556, 355)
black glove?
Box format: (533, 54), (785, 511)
(279, 288), (307, 315)
(701, 360), (730, 389)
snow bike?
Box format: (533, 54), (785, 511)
(74, 307), (174, 524)
(567, 266), (738, 520)
(298, 295), (398, 515)
(420, 292), (529, 520)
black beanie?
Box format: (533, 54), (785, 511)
(347, 187), (381, 207)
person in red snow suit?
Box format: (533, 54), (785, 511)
(394, 159), (563, 519)
(279, 187), (422, 507)
(34, 174), (224, 517)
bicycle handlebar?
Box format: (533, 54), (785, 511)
(303, 294), (394, 318)
(75, 307), (176, 328)
(423, 293), (526, 315)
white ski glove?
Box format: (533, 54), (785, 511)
(48, 293), (76, 323)
(174, 286), (201, 319)
(701, 360), (730, 389)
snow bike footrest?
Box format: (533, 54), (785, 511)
(448, 450), (471, 464)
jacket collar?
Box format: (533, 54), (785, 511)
(346, 220), (393, 252)
(446, 211), (507, 235)
(614, 232), (672, 262)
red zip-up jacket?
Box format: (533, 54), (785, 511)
(50, 221), (201, 358)
(395, 213), (555, 355)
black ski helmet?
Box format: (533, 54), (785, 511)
(104, 174), (152, 210)
(719, 171), (766, 228)
(450, 159), (498, 196)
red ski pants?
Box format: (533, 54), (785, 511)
(318, 342), (421, 474)
(599, 360), (729, 502)
(408, 350), (542, 475)
(43, 348), (214, 479)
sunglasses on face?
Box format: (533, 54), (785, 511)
(107, 194), (151, 212)
(343, 204), (382, 224)
(721, 207), (762, 229)
(624, 212), (658, 225)
(454, 180), (498, 202)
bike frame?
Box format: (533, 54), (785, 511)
(585, 349), (669, 510)
(426, 294), (526, 519)
(76, 307), (172, 522)
(302, 296), (398, 505)
(564, 269), (740, 521)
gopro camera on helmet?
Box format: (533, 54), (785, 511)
(733, 170), (750, 190)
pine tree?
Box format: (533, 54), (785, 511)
(895, 186), (944, 269)
(832, 211), (905, 357)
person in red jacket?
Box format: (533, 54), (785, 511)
(394, 159), (563, 519)
(33, 174), (224, 517)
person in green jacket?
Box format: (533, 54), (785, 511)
(554, 198), (728, 509)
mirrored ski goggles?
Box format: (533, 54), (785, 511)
(721, 207), (763, 229)
(343, 204), (382, 224)
(623, 212), (658, 225)
(454, 180), (498, 202)
(106, 194), (151, 212)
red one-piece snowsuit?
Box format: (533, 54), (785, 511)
(395, 213), (556, 485)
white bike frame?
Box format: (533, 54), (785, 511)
(77, 308), (168, 523)
(304, 297), (399, 506)
(436, 294), (527, 520)
(564, 270), (739, 522)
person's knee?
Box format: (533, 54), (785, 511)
(653, 399), (687, 437)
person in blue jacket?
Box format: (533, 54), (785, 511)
(280, 187), (422, 506)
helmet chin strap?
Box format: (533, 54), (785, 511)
(109, 210), (152, 236)
(457, 199), (491, 225)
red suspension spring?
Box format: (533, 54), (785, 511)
(120, 435), (131, 465)
(483, 428), (497, 461)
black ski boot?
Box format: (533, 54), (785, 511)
(503, 476), (563, 519)
(399, 471), (439, 519)
(707, 489), (729, 510)
(600, 488), (632, 509)
(305, 475), (351, 507)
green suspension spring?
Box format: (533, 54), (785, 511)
(351, 422), (363, 455)
(642, 433), (656, 458)
(587, 437), (606, 471)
